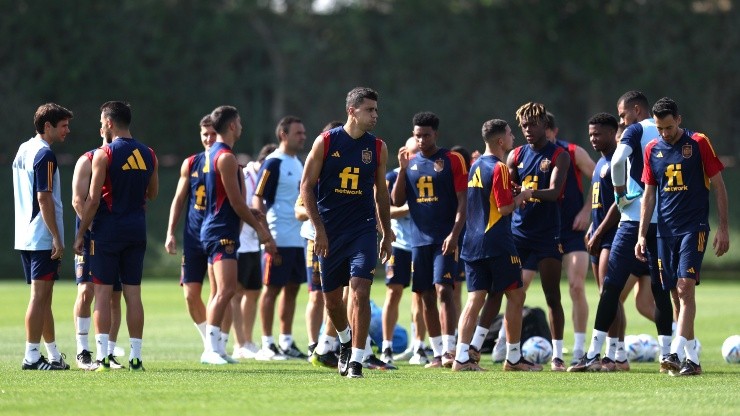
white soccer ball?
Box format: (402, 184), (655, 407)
(721, 335), (740, 363)
(637, 334), (659, 362)
(521, 336), (552, 364)
(624, 335), (644, 362)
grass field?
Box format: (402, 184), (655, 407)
(1, 277), (739, 416)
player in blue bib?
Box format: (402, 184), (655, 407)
(300, 87), (393, 379)
(637, 97), (729, 376)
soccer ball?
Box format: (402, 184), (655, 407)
(721, 335), (740, 363)
(521, 336), (552, 364)
(637, 334), (659, 362)
(624, 335), (644, 362)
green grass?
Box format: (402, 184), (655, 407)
(1, 277), (739, 415)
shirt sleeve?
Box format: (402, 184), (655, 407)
(641, 141), (657, 185)
(693, 133), (724, 178)
(492, 162), (514, 208)
(449, 151), (468, 193)
(254, 158), (281, 205)
(33, 147), (57, 193)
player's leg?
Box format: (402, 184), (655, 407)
(634, 276), (656, 322)
(412, 246), (443, 367)
(202, 240), (238, 365)
(347, 276), (372, 376)
(230, 286), (246, 353)
(119, 242), (147, 370)
(73, 280), (95, 369)
(433, 247), (458, 366)
(538, 256), (565, 371)
(107, 287), (124, 369)
(563, 250), (589, 360)
(451, 258), (489, 371)
(277, 248), (307, 359)
(23, 251), (58, 369)
(502, 286), (542, 371)
(234, 251), (261, 359)
(382, 247), (411, 364)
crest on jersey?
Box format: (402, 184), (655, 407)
(434, 159), (444, 172)
(225, 244), (235, 255)
(539, 158), (551, 173)
(682, 144), (693, 159)
(75, 263), (84, 279)
(600, 163), (609, 178)
(362, 148), (372, 164)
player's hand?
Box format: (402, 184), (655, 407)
(634, 236), (648, 262)
(73, 233), (85, 256)
(51, 237), (64, 260)
(615, 190), (641, 213)
(262, 237), (277, 255)
(165, 234), (177, 255)
(379, 235), (393, 264)
(398, 146), (410, 169)
(572, 209), (590, 231)
(586, 232), (601, 257)
(511, 181), (522, 196)
(441, 234), (458, 256)
(713, 226), (730, 257)
(313, 228), (329, 258)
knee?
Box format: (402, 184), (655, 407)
(436, 285), (454, 303)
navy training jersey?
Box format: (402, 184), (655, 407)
(92, 138), (156, 242)
(316, 127), (382, 236)
(201, 142), (242, 243)
(404, 148), (468, 247)
(184, 152), (207, 250)
(511, 141), (565, 244)
(461, 155), (516, 261)
(590, 154), (616, 241)
(556, 139), (585, 233)
(642, 130), (724, 237)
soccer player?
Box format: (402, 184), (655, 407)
(454, 118), (540, 372)
(637, 97), (728, 376)
(232, 143), (276, 359)
(73, 101), (158, 372)
(505, 102), (570, 371)
(198, 105), (276, 365)
(72, 134), (125, 370)
(569, 91), (674, 372)
(13, 103), (73, 370)
(253, 116), (308, 360)
(450, 144), (474, 325)
(545, 112), (595, 362)
(300, 87), (393, 379)
(392, 112), (468, 369)
(166, 114), (239, 362)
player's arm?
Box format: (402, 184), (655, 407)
(74, 149), (108, 255)
(612, 135), (641, 211)
(301, 135), (328, 256)
(710, 171), (730, 257)
(531, 150), (570, 201)
(495, 161), (531, 217)
(374, 142), (393, 263)
(165, 158), (191, 255)
(71, 154), (92, 219)
(252, 160), (277, 214)
(587, 202), (620, 256)
(294, 196), (309, 221)
(572, 145), (596, 231)
(146, 151), (159, 201)
(635, 184), (656, 262)
(391, 146), (410, 206)
(218, 152), (276, 254)
(442, 153), (468, 256)
(390, 204), (409, 219)
(505, 149), (521, 193)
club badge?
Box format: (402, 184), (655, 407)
(539, 158), (551, 173)
(434, 159), (444, 172)
(682, 144), (693, 159)
(362, 148), (372, 164)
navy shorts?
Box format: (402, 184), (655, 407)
(76, 236), (122, 291)
(385, 247), (412, 287)
(305, 240), (322, 292)
(20, 250), (60, 284)
(513, 235), (563, 271)
(180, 245), (209, 285)
(560, 229), (587, 254)
(604, 222), (658, 288)
(464, 252), (523, 293)
(656, 231), (707, 290)
(411, 244), (457, 293)
(90, 240), (146, 286)
(203, 239), (239, 264)
(262, 247), (306, 287)
(237, 251), (262, 290)
(319, 231), (377, 293)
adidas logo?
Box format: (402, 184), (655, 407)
(687, 267), (695, 274)
(512, 347), (518, 351)
(191, 171), (198, 177)
(122, 149), (148, 170)
(410, 164), (418, 170)
(656, 151), (663, 158)
(31, 347), (38, 351)
(518, 162), (524, 168)
(331, 151), (341, 157)
(443, 272), (452, 279)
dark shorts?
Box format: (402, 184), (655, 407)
(237, 251), (262, 290)
(305, 240), (322, 292)
(20, 250), (60, 284)
(411, 244), (457, 293)
(385, 247), (412, 287)
(90, 240), (146, 286)
(203, 239), (239, 264)
(464, 252), (523, 293)
(560, 229), (587, 254)
(319, 231), (377, 293)
(76, 237), (122, 291)
(588, 228), (616, 266)
(656, 231), (707, 290)
(604, 222), (659, 288)
(262, 247), (306, 287)
(513, 235), (563, 271)
(180, 246), (209, 285)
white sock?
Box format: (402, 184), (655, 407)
(605, 337), (618, 360)
(671, 321), (677, 335)
(25, 342), (41, 363)
(364, 336), (373, 356)
(219, 332), (229, 355)
(507, 342), (522, 363)
(130, 338), (142, 360)
(587, 329), (607, 359)
(337, 327), (351, 344)
(316, 335), (335, 355)
(552, 339), (563, 360)
(44, 342), (60, 362)
(471, 325), (489, 350)
(497, 325), (506, 343)
(382, 340), (393, 352)
(195, 321), (207, 344)
(279, 334), (293, 351)
(350, 347), (365, 363)
(107, 341), (116, 356)
(616, 341), (627, 361)
(573, 332), (586, 353)
(430, 336), (443, 357)
(685, 339), (700, 364)
(95, 334), (109, 361)
(456, 342), (470, 363)
(262, 335), (275, 348)
(671, 335), (687, 356)
(442, 334), (456, 353)
(76, 317), (91, 353)
(206, 325), (221, 353)
(658, 335), (672, 357)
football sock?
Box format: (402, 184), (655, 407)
(262, 335), (275, 348)
(76, 317), (91, 353)
(350, 347), (364, 363)
(455, 342), (469, 363)
(45, 341), (61, 362)
(658, 335), (672, 357)
(107, 341), (116, 356)
(552, 339), (563, 360)
(606, 337), (618, 360)
(685, 339), (699, 364)
(496, 325), (506, 344)
(25, 342), (41, 363)
(471, 325), (489, 350)
(616, 341), (627, 362)
(442, 334), (456, 353)
(671, 335), (687, 356)
(130, 338), (142, 360)
(95, 334), (109, 361)
(206, 325), (221, 353)
(337, 327), (351, 344)
(382, 340), (393, 352)
(315, 335), (335, 355)
(279, 334), (293, 351)
(412, 339), (424, 351)
(586, 329), (607, 360)
(364, 336), (373, 356)
(195, 321), (207, 345)
(506, 342), (521, 363)
(219, 332), (229, 355)
(573, 332), (585, 353)
(430, 336), (443, 357)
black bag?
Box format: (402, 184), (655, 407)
(479, 306), (552, 353)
